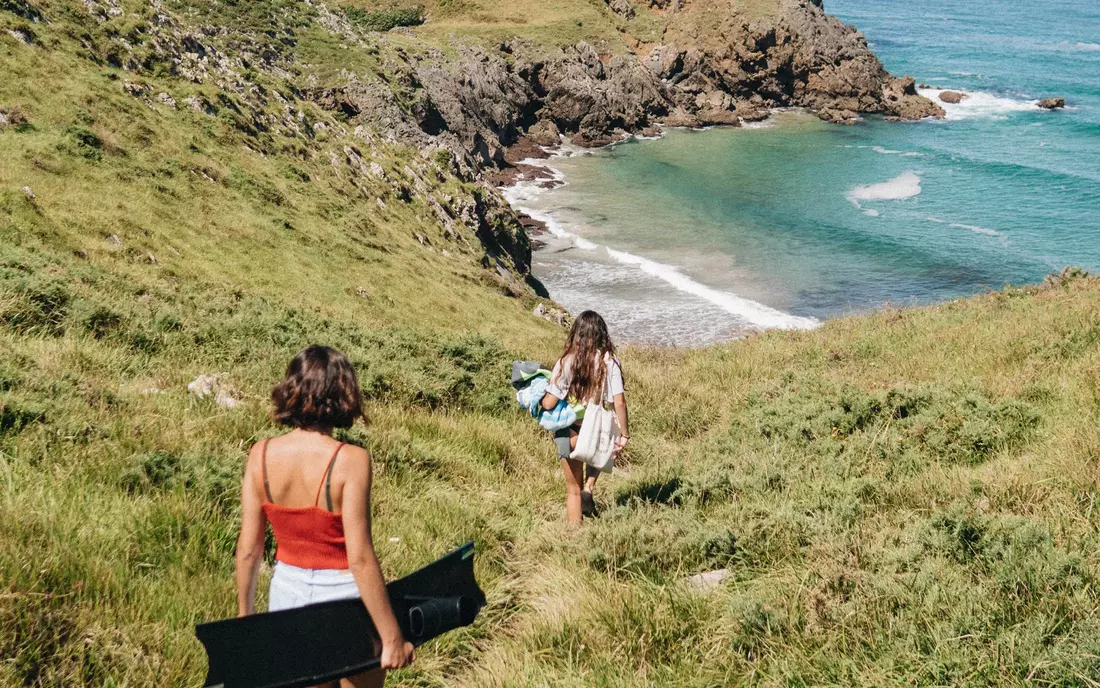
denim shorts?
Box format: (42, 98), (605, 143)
(554, 424), (582, 458)
(268, 561), (360, 612)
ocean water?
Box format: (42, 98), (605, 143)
(507, 0), (1100, 346)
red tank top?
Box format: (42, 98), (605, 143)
(259, 439), (349, 570)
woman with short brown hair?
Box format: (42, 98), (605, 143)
(235, 345), (413, 688)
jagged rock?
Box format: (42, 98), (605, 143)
(662, 109), (700, 128)
(938, 90), (965, 104)
(819, 107), (860, 124)
(525, 119), (561, 147)
(20, 186), (34, 200)
(643, 45), (684, 79)
(105, 233), (122, 246)
(685, 568), (730, 593)
(157, 92), (178, 109)
(503, 135), (552, 164)
(734, 102), (771, 122)
(533, 303), (570, 327)
(605, 0), (635, 19)
(1038, 97), (1066, 109)
(535, 43), (670, 141)
(0, 107), (28, 129)
(881, 76), (945, 120)
(187, 373), (242, 409)
(123, 81), (152, 97)
(413, 46), (535, 167)
(7, 28), (33, 44)
(183, 95), (215, 114)
(694, 90), (740, 125)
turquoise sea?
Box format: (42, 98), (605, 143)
(506, 0), (1100, 345)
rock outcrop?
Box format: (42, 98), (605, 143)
(939, 90), (966, 104)
(304, 0), (945, 161)
(1038, 97), (1066, 109)
(52, 0), (944, 286)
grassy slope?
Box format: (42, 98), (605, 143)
(3, 0), (1100, 686)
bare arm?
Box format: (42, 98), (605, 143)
(613, 392), (629, 447)
(542, 359), (567, 410)
(541, 390), (561, 411)
(342, 446), (414, 669)
(236, 444), (268, 616)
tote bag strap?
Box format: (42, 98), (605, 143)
(598, 351), (613, 410)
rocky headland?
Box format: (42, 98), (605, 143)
(3, 0), (944, 287)
(315, 0), (944, 170)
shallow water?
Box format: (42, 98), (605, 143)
(507, 0), (1100, 346)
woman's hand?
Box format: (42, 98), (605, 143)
(380, 636), (416, 670)
(615, 434), (629, 451)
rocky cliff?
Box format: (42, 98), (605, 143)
(2, 0), (942, 284)
(304, 0), (943, 175)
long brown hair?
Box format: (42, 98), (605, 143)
(272, 345), (365, 429)
(554, 310), (615, 404)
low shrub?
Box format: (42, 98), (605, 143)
(344, 5), (425, 31)
(749, 383), (1039, 466)
(584, 510), (739, 580)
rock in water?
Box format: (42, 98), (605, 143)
(938, 90), (966, 104)
(819, 107), (860, 124)
(881, 76), (946, 120)
(1038, 97), (1066, 109)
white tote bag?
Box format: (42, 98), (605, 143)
(569, 355), (620, 473)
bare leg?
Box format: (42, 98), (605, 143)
(341, 669), (384, 688)
(561, 457), (584, 526)
(584, 465), (598, 493)
(568, 430), (599, 517)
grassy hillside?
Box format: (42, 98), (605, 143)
(3, 0), (1100, 686)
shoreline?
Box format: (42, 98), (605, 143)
(493, 81), (1069, 346)
(495, 120), (825, 347)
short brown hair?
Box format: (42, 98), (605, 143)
(272, 345), (365, 429)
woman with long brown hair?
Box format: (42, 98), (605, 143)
(235, 345), (414, 687)
(541, 311), (630, 525)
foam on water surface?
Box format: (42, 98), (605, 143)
(498, 0), (1100, 346)
(918, 88), (1040, 120)
(847, 172), (922, 214)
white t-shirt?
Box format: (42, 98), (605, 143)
(547, 354), (625, 405)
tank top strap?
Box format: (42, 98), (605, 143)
(314, 442), (345, 512)
(260, 438), (274, 503)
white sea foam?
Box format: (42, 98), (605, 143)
(846, 172), (922, 214)
(604, 248), (819, 330)
(871, 145), (922, 157)
(950, 222), (999, 236)
(501, 175), (601, 252)
(499, 143), (819, 334)
(742, 117), (777, 129)
(1071, 42), (1100, 52)
(918, 88), (1040, 120)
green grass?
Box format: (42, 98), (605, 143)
(3, 0), (1100, 686)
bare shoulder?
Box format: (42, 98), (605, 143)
(244, 440), (266, 473)
(336, 443), (371, 477)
